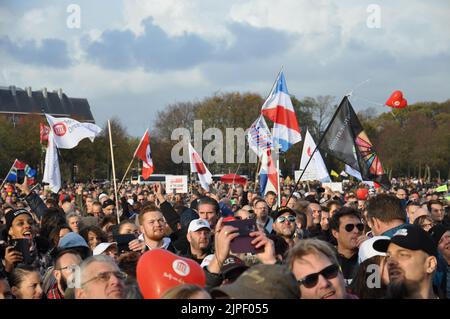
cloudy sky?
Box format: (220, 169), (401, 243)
(1, 0), (449, 136)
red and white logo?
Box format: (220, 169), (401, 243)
(53, 122), (67, 136)
(172, 259), (190, 277)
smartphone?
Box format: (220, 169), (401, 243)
(10, 238), (34, 264)
(113, 234), (136, 253)
(223, 219), (262, 254)
(16, 169), (25, 184)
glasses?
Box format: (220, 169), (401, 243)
(276, 215), (296, 223)
(344, 223), (364, 232)
(81, 271), (127, 287)
(297, 264), (340, 288)
(55, 264), (78, 272)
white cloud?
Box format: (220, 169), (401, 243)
(123, 0), (232, 43)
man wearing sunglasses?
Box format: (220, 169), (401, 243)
(287, 239), (349, 299)
(330, 207), (366, 286)
(75, 255), (126, 299)
(272, 207), (298, 249)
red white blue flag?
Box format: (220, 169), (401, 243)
(261, 71), (301, 152)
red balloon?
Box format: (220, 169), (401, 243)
(356, 188), (369, 200)
(136, 249), (206, 299)
(385, 90), (407, 109)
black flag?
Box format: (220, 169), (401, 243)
(318, 96), (391, 189)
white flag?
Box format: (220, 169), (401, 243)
(247, 115), (273, 157)
(42, 130), (61, 193)
(45, 114), (102, 149)
(188, 142), (212, 191)
(299, 130), (331, 182)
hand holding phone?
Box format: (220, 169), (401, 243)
(113, 234), (137, 253)
(9, 239), (34, 264)
(223, 219), (262, 254)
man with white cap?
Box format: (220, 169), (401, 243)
(98, 193), (109, 205)
(93, 242), (118, 261)
(358, 236), (390, 265)
(183, 219), (212, 264)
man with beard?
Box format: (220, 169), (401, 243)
(330, 207), (366, 286)
(373, 224), (438, 299)
(287, 239), (351, 299)
(184, 219), (212, 264)
(129, 206), (178, 253)
(48, 251), (82, 299)
(272, 207), (298, 249)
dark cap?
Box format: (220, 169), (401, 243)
(210, 264), (300, 299)
(273, 207), (296, 220)
(428, 224), (450, 245)
(221, 255), (248, 279)
(373, 225), (438, 257)
(102, 199), (115, 209)
(3, 209), (33, 238)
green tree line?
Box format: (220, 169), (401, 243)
(1, 94), (449, 183)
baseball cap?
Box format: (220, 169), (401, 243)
(102, 199), (115, 208)
(188, 219), (211, 233)
(273, 207), (296, 220)
(358, 236), (390, 264)
(428, 224), (450, 245)
(210, 264), (300, 299)
(93, 242), (118, 256)
(221, 255), (248, 280)
(292, 192), (302, 199)
(373, 225), (438, 257)
(99, 193), (108, 201)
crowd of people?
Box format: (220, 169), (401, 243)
(0, 175), (449, 299)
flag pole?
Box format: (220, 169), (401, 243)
(254, 156), (261, 186)
(0, 159), (17, 191)
(118, 156), (135, 190)
(276, 151), (281, 208)
(286, 97), (347, 205)
(108, 120), (121, 224)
